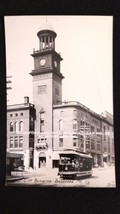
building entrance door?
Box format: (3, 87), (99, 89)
(38, 152), (46, 168)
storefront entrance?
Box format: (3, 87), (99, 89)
(38, 152), (46, 168)
(53, 160), (59, 168)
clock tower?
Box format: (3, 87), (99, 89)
(30, 23), (64, 169)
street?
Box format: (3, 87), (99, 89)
(6, 166), (116, 188)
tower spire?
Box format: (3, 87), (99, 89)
(46, 16), (48, 23)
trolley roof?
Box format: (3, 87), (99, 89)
(59, 149), (92, 159)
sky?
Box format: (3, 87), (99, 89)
(5, 15), (113, 115)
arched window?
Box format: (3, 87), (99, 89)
(10, 122), (13, 132)
(73, 119), (77, 130)
(59, 120), (63, 131)
(14, 121), (18, 132)
(19, 121), (23, 132)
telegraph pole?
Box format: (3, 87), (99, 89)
(6, 76), (12, 102)
(79, 117), (90, 153)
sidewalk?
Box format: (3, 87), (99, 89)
(6, 175), (24, 182)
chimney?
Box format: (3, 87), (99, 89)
(24, 96), (29, 104)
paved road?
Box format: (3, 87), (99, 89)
(7, 166), (116, 188)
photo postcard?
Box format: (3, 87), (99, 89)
(5, 15), (115, 187)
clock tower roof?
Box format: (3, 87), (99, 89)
(39, 22), (54, 32)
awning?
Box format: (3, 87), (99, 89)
(6, 152), (24, 158)
(103, 154), (108, 158)
(39, 152), (46, 157)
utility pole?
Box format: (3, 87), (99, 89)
(79, 117), (90, 153)
(6, 76), (12, 102)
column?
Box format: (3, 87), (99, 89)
(41, 37), (43, 49)
(100, 154), (104, 167)
(51, 37), (53, 48)
(44, 36), (46, 48)
(40, 37), (42, 50)
(53, 38), (55, 49)
(48, 36), (50, 48)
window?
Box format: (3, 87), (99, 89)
(30, 117), (34, 131)
(104, 126), (106, 141)
(86, 138), (90, 149)
(104, 146), (107, 152)
(14, 137), (18, 148)
(19, 137), (23, 148)
(97, 144), (101, 151)
(80, 120), (83, 128)
(10, 122), (13, 132)
(91, 140), (95, 150)
(36, 138), (48, 149)
(38, 139), (40, 144)
(59, 137), (63, 147)
(15, 113), (18, 117)
(40, 125), (44, 132)
(73, 138), (77, 147)
(38, 85), (47, 94)
(91, 125), (95, 134)
(29, 138), (34, 147)
(10, 137), (13, 148)
(108, 137), (110, 153)
(21, 113), (23, 116)
(19, 121), (23, 132)
(59, 120), (63, 131)
(97, 128), (101, 137)
(10, 114), (12, 117)
(73, 110), (77, 117)
(55, 88), (59, 96)
(73, 119), (77, 130)
(40, 112), (45, 132)
(14, 121), (18, 132)
(60, 111), (63, 117)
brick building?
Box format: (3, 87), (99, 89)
(7, 23), (114, 170)
(7, 96), (36, 170)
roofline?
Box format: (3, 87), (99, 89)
(53, 102), (113, 126)
(7, 103), (35, 111)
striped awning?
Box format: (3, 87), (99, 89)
(6, 152), (24, 158)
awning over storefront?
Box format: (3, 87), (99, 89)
(6, 152), (24, 158)
(39, 152), (46, 157)
(103, 153), (108, 158)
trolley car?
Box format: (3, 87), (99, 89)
(58, 149), (93, 179)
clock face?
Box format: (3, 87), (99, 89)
(40, 58), (46, 66)
(54, 60), (57, 68)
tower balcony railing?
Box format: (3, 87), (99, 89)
(33, 47), (53, 54)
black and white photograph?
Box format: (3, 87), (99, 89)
(5, 15), (115, 187)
